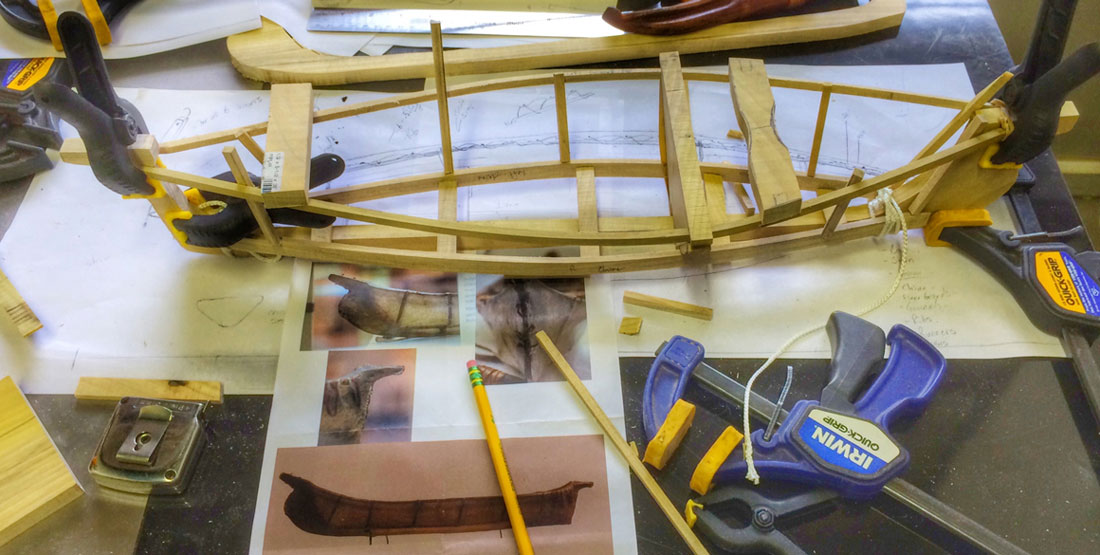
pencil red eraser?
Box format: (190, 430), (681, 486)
(467, 360), (479, 369)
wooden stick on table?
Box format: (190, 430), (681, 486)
(536, 331), (709, 555)
(0, 265), (42, 337)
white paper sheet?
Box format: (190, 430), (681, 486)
(0, 0), (261, 59)
(0, 87), (391, 394)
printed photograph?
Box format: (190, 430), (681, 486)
(474, 276), (590, 384)
(311, 264), (459, 350)
(265, 435), (612, 554)
(319, 349), (415, 445)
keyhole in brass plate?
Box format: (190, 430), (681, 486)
(133, 431), (152, 450)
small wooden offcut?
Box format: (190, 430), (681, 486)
(0, 377), (83, 547)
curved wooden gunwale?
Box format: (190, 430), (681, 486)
(142, 127), (1004, 250)
(229, 211), (928, 278)
(157, 68), (968, 155)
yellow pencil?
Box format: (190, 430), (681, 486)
(467, 360), (534, 555)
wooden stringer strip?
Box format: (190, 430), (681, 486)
(576, 166), (599, 257)
(431, 22), (454, 175)
(223, 146), (280, 247)
(659, 52), (712, 250)
(821, 169), (864, 241)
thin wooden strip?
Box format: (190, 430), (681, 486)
(911, 71), (1012, 161)
(703, 173), (731, 246)
(74, 377), (223, 404)
(152, 67), (966, 155)
(806, 84), (832, 178)
(822, 169), (864, 241)
(576, 166), (600, 257)
(236, 131), (265, 163)
(623, 290), (713, 320)
(312, 158), (850, 205)
(231, 210), (922, 278)
(431, 22), (454, 175)
(729, 58), (801, 225)
(534, 332), (709, 555)
(0, 265), (42, 337)
(660, 52), (712, 248)
(223, 146), (280, 247)
(554, 73), (571, 163)
(437, 176), (457, 254)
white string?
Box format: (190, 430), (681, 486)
(741, 187), (910, 484)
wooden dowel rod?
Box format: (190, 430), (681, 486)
(554, 73), (571, 163)
(535, 331), (709, 555)
(223, 146), (280, 247)
(807, 84), (832, 178)
(431, 22), (454, 175)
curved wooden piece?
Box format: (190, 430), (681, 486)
(227, 1), (906, 85)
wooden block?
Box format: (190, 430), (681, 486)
(623, 290), (713, 321)
(261, 83), (313, 209)
(127, 135), (159, 166)
(689, 426), (744, 495)
(74, 377), (223, 404)
(643, 399), (695, 470)
(618, 316), (643, 335)
(909, 108), (1018, 214)
(0, 266), (42, 337)
(0, 376), (83, 546)
(660, 52), (712, 249)
(728, 58), (802, 225)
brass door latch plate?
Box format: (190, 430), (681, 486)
(89, 397), (207, 495)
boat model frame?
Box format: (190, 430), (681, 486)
(61, 34), (1060, 278)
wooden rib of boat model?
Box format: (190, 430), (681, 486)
(280, 473), (593, 536)
(59, 40), (1078, 278)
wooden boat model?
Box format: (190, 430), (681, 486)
(56, 23), (1081, 278)
(279, 473), (593, 536)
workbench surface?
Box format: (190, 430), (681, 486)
(2, 1), (1097, 554)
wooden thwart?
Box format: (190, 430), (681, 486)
(0, 377), (83, 547)
(261, 83), (314, 209)
(74, 377), (224, 404)
(660, 52), (712, 249)
(729, 58), (802, 225)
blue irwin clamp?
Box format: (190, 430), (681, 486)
(644, 312), (947, 500)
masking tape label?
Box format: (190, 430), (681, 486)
(261, 152), (285, 194)
(1035, 251), (1100, 316)
(798, 408), (899, 476)
(3, 58), (54, 91)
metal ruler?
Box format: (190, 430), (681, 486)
(307, 8), (624, 38)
